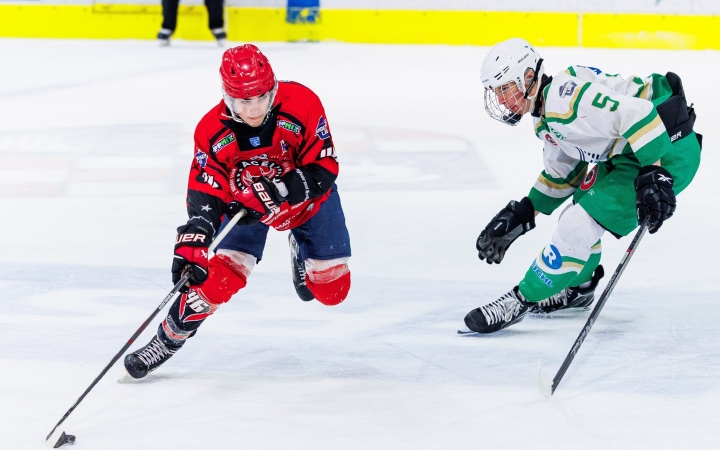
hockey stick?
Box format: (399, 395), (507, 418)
(46, 210), (246, 448)
(538, 218), (649, 397)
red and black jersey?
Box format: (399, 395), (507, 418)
(186, 81), (339, 235)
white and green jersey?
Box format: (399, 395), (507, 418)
(528, 66), (673, 214)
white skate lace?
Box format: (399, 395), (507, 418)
(480, 291), (523, 325)
(537, 291), (568, 308)
(136, 338), (174, 366)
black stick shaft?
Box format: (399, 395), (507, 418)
(548, 220), (649, 395)
(45, 272), (190, 440)
(46, 210), (245, 441)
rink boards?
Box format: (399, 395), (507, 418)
(1, 5), (719, 49)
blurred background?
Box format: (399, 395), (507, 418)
(1, 2), (719, 449)
(2, 0), (720, 49)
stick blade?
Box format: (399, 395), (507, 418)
(46, 429), (75, 448)
(537, 359), (554, 398)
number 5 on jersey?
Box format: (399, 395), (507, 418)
(591, 93), (619, 111)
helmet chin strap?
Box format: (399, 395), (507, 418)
(523, 58), (544, 100)
(531, 74), (554, 118)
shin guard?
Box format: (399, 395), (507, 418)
(160, 251), (253, 345)
(519, 204), (604, 302)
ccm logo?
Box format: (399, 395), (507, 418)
(176, 233), (206, 244)
(253, 182), (278, 211)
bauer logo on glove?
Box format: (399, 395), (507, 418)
(175, 233), (207, 244)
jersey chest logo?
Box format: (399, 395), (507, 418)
(212, 133), (236, 154)
(277, 120), (301, 134)
(228, 158), (291, 195)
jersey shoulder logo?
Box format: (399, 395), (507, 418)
(212, 133), (236, 154)
(194, 150), (208, 168)
(316, 116), (331, 140)
(559, 80), (577, 98)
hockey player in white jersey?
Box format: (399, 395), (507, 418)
(464, 38), (702, 334)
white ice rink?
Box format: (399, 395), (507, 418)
(1, 39), (718, 449)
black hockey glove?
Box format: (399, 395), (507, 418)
(634, 165), (676, 234)
(477, 197), (536, 264)
(172, 223), (210, 290)
(226, 177), (287, 226)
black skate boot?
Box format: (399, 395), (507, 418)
(289, 233), (314, 301)
(124, 328), (183, 379)
(157, 28), (172, 46)
(529, 265), (605, 314)
(464, 287), (531, 334)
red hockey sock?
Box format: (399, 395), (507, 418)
(196, 254), (248, 305)
(306, 268), (351, 306)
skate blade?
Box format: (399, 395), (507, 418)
(537, 359), (554, 398)
(117, 367), (139, 383)
(456, 329), (476, 335)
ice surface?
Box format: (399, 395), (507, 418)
(1, 39), (718, 449)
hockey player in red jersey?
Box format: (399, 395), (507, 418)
(124, 44), (352, 378)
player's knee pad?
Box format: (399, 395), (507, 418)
(549, 204), (605, 262)
(305, 257), (351, 306)
(196, 250), (255, 305)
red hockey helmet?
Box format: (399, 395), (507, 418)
(220, 44), (276, 99)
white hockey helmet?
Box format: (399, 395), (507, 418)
(481, 38), (545, 126)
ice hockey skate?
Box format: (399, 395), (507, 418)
(464, 287), (531, 334)
(289, 234), (314, 301)
(529, 265), (605, 314)
(123, 329), (183, 379)
(157, 28), (172, 46)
